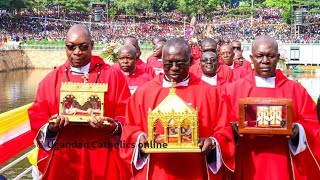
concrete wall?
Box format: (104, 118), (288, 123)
(0, 50), (103, 72)
(0, 50), (27, 72)
(242, 43), (320, 66)
(0, 49), (153, 72)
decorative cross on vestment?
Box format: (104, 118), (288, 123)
(169, 80), (177, 95)
(82, 73), (89, 83)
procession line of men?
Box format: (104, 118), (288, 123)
(28, 24), (320, 180)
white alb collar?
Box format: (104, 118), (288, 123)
(255, 76), (276, 88)
(162, 74), (190, 88)
(70, 63), (90, 75)
(201, 74), (217, 85)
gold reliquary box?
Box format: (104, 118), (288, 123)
(238, 97), (293, 137)
(49, 81), (109, 125)
(145, 88), (201, 153)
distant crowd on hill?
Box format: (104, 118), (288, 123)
(1, 6), (320, 50)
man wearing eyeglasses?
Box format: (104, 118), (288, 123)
(231, 40), (252, 72)
(190, 38), (234, 84)
(121, 38), (235, 179)
(28, 24), (132, 180)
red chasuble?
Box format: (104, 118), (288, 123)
(28, 56), (132, 180)
(225, 70), (320, 180)
(120, 73), (235, 180)
(232, 62), (249, 81)
(136, 59), (156, 78)
(146, 55), (163, 69)
(124, 67), (153, 94)
(191, 45), (201, 65)
(242, 58), (252, 72)
(189, 63), (234, 87)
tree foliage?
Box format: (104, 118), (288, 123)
(264, 0), (320, 23)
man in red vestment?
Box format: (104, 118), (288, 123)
(28, 24), (132, 180)
(190, 38), (234, 84)
(195, 51), (231, 89)
(225, 35), (320, 180)
(151, 36), (166, 48)
(123, 36), (155, 77)
(220, 44), (248, 81)
(318, 95), (320, 123)
(231, 41), (252, 72)
(190, 38), (201, 65)
(120, 38), (235, 180)
(118, 44), (153, 94)
(146, 41), (165, 75)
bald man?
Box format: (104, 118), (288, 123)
(28, 24), (131, 179)
(121, 38), (235, 179)
(151, 36), (166, 46)
(146, 41), (165, 75)
(118, 44), (152, 94)
(225, 35), (320, 180)
(231, 40), (252, 71)
(220, 44), (248, 81)
(121, 36), (156, 77)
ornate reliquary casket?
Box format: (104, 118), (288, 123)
(49, 80), (109, 125)
(238, 97), (293, 138)
(145, 88), (201, 153)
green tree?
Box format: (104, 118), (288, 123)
(0, 0), (27, 11)
(264, 0), (320, 23)
(113, 0), (150, 15)
(177, 0), (219, 16)
(150, 0), (178, 13)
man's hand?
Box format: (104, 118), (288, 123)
(88, 116), (117, 133)
(291, 123), (300, 146)
(48, 114), (70, 133)
(139, 133), (148, 154)
(198, 138), (216, 155)
(231, 122), (239, 143)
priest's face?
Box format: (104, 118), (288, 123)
(201, 42), (217, 53)
(153, 43), (163, 58)
(234, 52), (244, 66)
(65, 31), (93, 68)
(250, 41), (279, 78)
(220, 45), (234, 66)
(118, 48), (136, 72)
(163, 46), (190, 83)
(200, 52), (218, 77)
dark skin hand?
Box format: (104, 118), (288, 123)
(139, 134), (215, 156)
(198, 137), (216, 155)
(88, 116), (117, 133)
(230, 122), (299, 143)
(139, 133), (148, 154)
(49, 114), (117, 134)
(48, 114), (70, 132)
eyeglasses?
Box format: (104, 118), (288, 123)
(200, 57), (218, 63)
(163, 61), (190, 69)
(66, 43), (90, 51)
(232, 46), (241, 51)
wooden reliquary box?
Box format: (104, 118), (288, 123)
(238, 97), (293, 138)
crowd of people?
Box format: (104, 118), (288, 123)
(1, 6), (320, 48)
